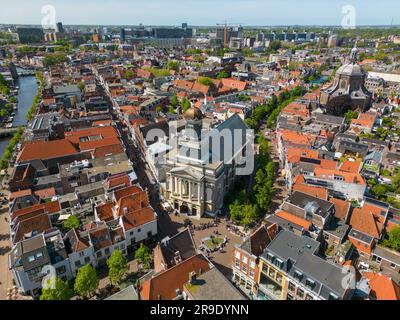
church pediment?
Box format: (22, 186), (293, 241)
(169, 166), (204, 180)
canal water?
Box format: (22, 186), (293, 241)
(0, 71), (38, 156)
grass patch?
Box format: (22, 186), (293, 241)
(204, 237), (224, 251)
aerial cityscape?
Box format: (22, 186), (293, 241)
(0, 0), (400, 305)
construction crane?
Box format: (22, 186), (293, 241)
(216, 21), (242, 48)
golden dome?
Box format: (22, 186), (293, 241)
(183, 107), (203, 120)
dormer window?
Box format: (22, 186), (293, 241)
(275, 258), (284, 269)
(305, 278), (315, 290)
(294, 271), (303, 282)
(266, 253), (275, 263)
(328, 293), (339, 300)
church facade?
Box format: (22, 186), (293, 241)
(161, 108), (252, 219)
(320, 47), (372, 115)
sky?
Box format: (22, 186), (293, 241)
(0, 0), (399, 26)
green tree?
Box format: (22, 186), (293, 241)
(170, 94), (179, 107)
(198, 76), (215, 89)
(40, 277), (73, 300)
(74, 264), (99, 299)
(77, 81), (85, 92)
(168, 105), (176, 114)
(344, 110), (358, 124)
(63, 215), (80, 230)
(167, 61), (180, 71)
(382, 117), (394, 128)
(181, 97), (191, 113)
(268, 40), (282, 51)
(0, 109), (8, 118)
(107, 249), (128, 286)
(371, 184), (391, 200)
(382, 226), (400, 252)
(216, 70), (229, 79)
(134, 243), (152, 270)
(229, 201), (258, 226)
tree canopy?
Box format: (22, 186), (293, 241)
(135, 243), (152, 270)
(382, 226), (400, 252)
(74, 264), (99, 298)
(40, 276), (73, 300)
(63, 215), (80, 230)
(107, 249), (128, 285)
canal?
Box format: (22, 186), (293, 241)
(0, 71), (38, 156)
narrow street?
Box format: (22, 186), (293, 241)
(0, 181), (13, 300)
(262, 127), (288, 213)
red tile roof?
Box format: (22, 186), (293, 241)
(12, 201), (61, 221)
(140, 254), (211, 300)
(363, 272), (400, 300)
(221, 78), (247, 91)
(96, 202), (114, 222)
(9, 189), (32, 201)
(17, 139), (78, 162)
(340, 161), (362, 173)
(13, 213), (52, 243)
(275, 210), (311, 230)
(292, 184), (328, 200)
(114, 185), (142, 201)
(329, 197), (351, 221)
(121, 206), (156, 230)
(34, 187), (56, 199)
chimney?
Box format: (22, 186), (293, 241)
(189, 271), (196, 285)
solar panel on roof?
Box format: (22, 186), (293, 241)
(300, 157), (321, 165)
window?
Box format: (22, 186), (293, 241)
(390, 263), (396, 269)
(297, 288), (304, 298)
(79, 251), (85, 257)
(294, 271), (303, 282)
(242, 265), (247, 273)
(372, 256), (381, 263)
(275, 258), (284, 269)
(249, 270), (255, 279)
(96, 251), (102, 258)
(56, 266), (66, 275)
(287, 293), (294, 300)
(105, 248), (110, 255)
(268, 268), (276, 279)
(235, 259), (240, 269)
(120, 244), (125, 250)
(328, 293), (338, 300)
(306, 294), (314, 300)
(147, 231), (152, 238)
(242, 256), (248, 264)
(249, 260), (255, 269)
(276, 274), (282, 284)
(137, 228), (141, 233)
(28, 255), (35, 262)
(35, 252), (43, 259)
(266, 253), (274, 263)
(305, 278), (315, 290)
(75, 260), (81, 268)
(235, 251), (241, 259)
(288, 281), (296, 292)
(84, 257), (90, 264)
(130, 231), (134, 236)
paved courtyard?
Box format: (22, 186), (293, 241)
(158, 212), (245, 280)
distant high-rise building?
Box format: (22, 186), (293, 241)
(17, 28), (44, 44)
(152, 27), (192, 39)
(56, 22), (64, 33)
(328, 34), (339, 47)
